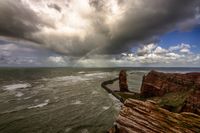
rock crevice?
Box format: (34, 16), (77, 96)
(110, 99), (200, 133)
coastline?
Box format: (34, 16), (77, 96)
(101, 77), (124, 103)
(102, 70), (200, 133)
(101, 76), (142, 103)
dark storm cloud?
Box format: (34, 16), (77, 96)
(0, 0), (39, 39)
(101, 0), (200, 54)
(0, 0), (199, 57)
(0, 0), (54, 42)
(0, 41), (63, 66)
(48, 3), (62, 12)
(89, 0), (105, 11)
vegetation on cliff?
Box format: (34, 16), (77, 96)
(103, 70), (200, 133)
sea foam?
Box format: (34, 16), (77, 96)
(71, 100), (83, 105)
(3, 83), (31, 91)
(28, 99), (49, 109)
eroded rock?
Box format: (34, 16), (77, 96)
(113, 99), (200, 133)
(139, 70), (200, 114)
(140, 70), (200, 97)
(182, 89), (200, 115)
(119, 70), (129, 92)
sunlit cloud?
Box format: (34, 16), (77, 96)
(0, 0), (200, 67)
(0, 0), (200, 56)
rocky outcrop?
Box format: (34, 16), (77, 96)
(140, 70), (200, 115)
(101, 77), (124, 103)
(107, 70), (200, 133)
(110, 99), (200, 133)
(119, 70), (129, 92)
(182, 89), (200, 115)
(140, 70), (200, 97)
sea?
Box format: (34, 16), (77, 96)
(0, 67), (200, 133)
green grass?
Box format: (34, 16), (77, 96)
(115, 90), (193, 113)
(115, 92), (144, 101)
(155, 91), (191, 112)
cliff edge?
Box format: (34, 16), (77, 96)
(107, 70), (200, 133)
(109, 99), (200, 133)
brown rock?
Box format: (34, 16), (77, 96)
(119, 70), (129, 92)
(140, 70), (200, 97)
(182, 89), (200, 115)
(114, 99), (200, 133)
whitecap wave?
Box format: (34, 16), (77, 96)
(44, 72), (110, 86)
(15, 92), (24, 97)
(28, 99), (49, 109)
(65, 128), (72, 132)
(3, 83), (31, 91)
(78, 71), (85, 74)
(91, 91), (98, 95)
(71, 100), (83, 105)
(84, 72), (109, 78)
(51, 76), (89, 82)
(23, 96), (32, 100)
(108, 94), (123, 110)
(81, 129), (89, 133)
(102, 106), (110, 110)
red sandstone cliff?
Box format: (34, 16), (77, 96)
(182, 89), (200, 115)
(140, 70), (200, 115)
(108, 99), (200, 133)
(119, 70), (129, 92)
(108, 71), (200, 133)
(140, 70), (200, 97)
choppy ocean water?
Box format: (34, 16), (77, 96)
(0, 67), (199, 133)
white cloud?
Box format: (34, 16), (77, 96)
(109, 43), (200, 67)
(0, 43), (56, 66)
(154, 46), (168, 54)
(121, 53), (127, 56)
(1, 0), (199, 56)
(180, 48), (190, 53)
(137, 43), (157, 56)
(169, 43), (191, 53)
(0, 43), (35, 53)
(0, 43), (38, 66)
(0, 42), (199, 67)
(48, 56), (65, 64)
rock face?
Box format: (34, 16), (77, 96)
(119, 70), (129, 92)
(113, 99), (200, 133)
(182, 89), (200, 115)
(108, 71), (200, 133)
(140, 70), (200, 115)
(141, 70), (200, 97)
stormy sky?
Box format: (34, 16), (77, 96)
(0, 0), (200, 67)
